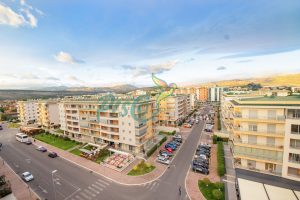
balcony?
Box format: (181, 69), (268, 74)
(233, 139), (283, 151)
(234, 114), (285, 123)
(234, 128), (284, 137)
(135, 126), (148, 137)
(234, 147), (283, 163)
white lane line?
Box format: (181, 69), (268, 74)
(91, 183), (104, 191)
(95, 181), (107, 188)
(78, 191), (92, 200)
(84, 188), (96, 197)
(88, 186), (100, 194)
(149, 182), (158, 191)
(97, 179), (109, 186)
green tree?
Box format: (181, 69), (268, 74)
(212, 189), (223, 200)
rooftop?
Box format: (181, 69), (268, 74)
(231, 95), (300, 107)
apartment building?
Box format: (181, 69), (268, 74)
(228, 96), (300, 181)
(158, 94), (190, 127)
(59, 95), (155, 154)
(36, 101), (60, 129)
(195, 87), (208, 102)
(208, 87), (223, 102)
(17, 101), (38, 124)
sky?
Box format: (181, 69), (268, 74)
(0, 0), (300, 89)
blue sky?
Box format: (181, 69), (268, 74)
(0, 0), (300, 89)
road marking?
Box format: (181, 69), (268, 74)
(149, 182), (158, 191)
(84, 188), (96, 197)
(97, 179), (109, 186)
(78, 191), (92, 199)
(95, 181), (107, 188)
(225, 174), (236, 178)
(91, 183), (103, 191)
(88, 186), (100, 194)
(38, 185), (48, 193)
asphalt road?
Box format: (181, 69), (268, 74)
(0, 107), (210, 200)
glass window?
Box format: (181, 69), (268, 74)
(289, 153), (300, 163)
(291, 124), (300, 134)
(290, 139), (300, 149)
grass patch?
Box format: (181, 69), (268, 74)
(127, 161), (155, 176)
(217, 142), (226, 176)
(198, 178), (225, 200)
(55, 129), (64, 134)
(70, 148), (82, 156)
(8, 123), (21, 128)
(34, 133), (80, 150)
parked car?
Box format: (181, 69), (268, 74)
(21, 172), (34, 182)
(48, 152), (58, 158)
(159, 150), (173, 157)
(165, 147), (173, 153)
(173, 137), (182, 143)
(0, 125), (3, 130)
(157, 155), (170, 165)
(194, 157), (209, 165)
(36, 146), (47, 152)
(194, 154), (208, 160)
(169, 140), (180, 146)
(192, 160), (209, 169)
(183, 123), (192, 128)
(165, 143), (176, 150)
(192, 163), (209, 175)
(173, 134), (182, 139)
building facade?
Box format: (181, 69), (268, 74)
(36, 101), (60, 129)
(208, 87), (223, 102)
(228, 96), (300, 181)
(17, 101), (38, 125)
(59, 96), (156, 154)
(196, 87), (208, 102)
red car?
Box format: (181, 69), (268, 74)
(165, 147), (173, 153)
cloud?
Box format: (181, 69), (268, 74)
(67, 75), (84, 83)
(21, 73), (40, 79)
(54, 51), (85, 64)
(0, 2), (39, 28)
(45, 76), (60, 81)
(216, 66), (226, 71)
(0, 3), (26, 27)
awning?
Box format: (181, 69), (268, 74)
(79, 149), (92, 154)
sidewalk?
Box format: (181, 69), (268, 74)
(32, 127), (192, 185)
(0, 157), (39, 200)
(223, 144), (237, 200)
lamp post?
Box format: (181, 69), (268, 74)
(51, 170), (57, 200)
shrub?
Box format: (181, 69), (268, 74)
(159, 136), (167, 145)
(146, 144), (158, 157)
(213, 135), (218, 144)
(212, 189), (223, 200)
(203, 178), (211, 185)
(217, 142), (226, 176)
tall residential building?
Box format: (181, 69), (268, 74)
(158, 94), (190, 127)
(228, 96), (300, 181)
(17, 101), (38, 125)
(196, 87), (208, 102)
(208, 87), (223, 102)
(59, 95), (155, 154)
(36, 101), (60, 129)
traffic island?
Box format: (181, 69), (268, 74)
(198, 178), (225, 200)
(127, 161), (155, 176)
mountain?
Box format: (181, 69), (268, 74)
(200, 73), (300, 87)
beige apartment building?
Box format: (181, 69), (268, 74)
(36, 101), (60, 129)
(228, 96), (300, 181)
(59, 95), (156, 154)
(158, 94), (191, 127)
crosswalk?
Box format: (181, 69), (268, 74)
(70, 178), (111, 200)
(143, 181), (160, 191)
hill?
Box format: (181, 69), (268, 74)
(202, 73), (300, 87)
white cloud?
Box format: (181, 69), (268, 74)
(54, 51), (84, 64)
(0, 3), (26, 27)
(0, 2), (38, 28)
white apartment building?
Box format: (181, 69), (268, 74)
(17, 101), (38, 125)
(36, 101), (60, 129)
(209, 87), (223, 102)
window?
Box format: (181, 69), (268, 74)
(290, 139), (300, 149)
(267, 124), (276, 133)
(291, 124), (300, 134)
(267, 110), (277, 120)
(249, 110), (258, 119)
(287, 109), (300, 119)
(129, 131), (131, 133)
(248, 124), (257, 132)
(128, 123), (131, 126)
(248, 135), (257, 144)
(289, 153), (300, 163)
(266, 137), (275, 147)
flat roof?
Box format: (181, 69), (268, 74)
(265, 184), (297, 200)
(240, 96), (300, 102)
(231, 95), (300, 107)
(238, 178), (300, 200)
(238, 178), (268, 200)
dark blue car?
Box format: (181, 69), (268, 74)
(165, 143), (176, 150)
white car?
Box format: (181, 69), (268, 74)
(22, 172), (34, 182)
(157, 155), (170, 165)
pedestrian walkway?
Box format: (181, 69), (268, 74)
(0, 157), (39, 200)
(223, 144), (237, 200)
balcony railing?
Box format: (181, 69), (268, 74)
(234, 127), (284, 136)
(234, 114), (285, 121)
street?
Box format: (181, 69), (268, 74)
(0, 107), (209, 200)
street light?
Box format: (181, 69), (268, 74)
(52, 170), (57, 200)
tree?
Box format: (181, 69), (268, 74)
(212, 189), (223, 200)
